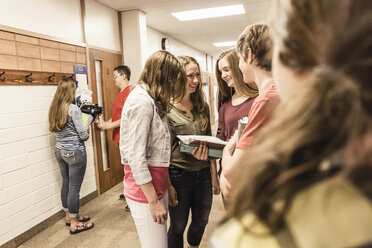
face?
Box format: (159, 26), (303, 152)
(185, 62), (200, 95)
(113, 70), (125, 87)
(238, 51), (254, 84)
(272, 44), (303, 99)
(218, 58), (234, 87)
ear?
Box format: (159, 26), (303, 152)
(247, 48), (255, 64)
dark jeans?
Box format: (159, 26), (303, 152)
(55, 148), (87, 218)
(168, 167), (212, 248)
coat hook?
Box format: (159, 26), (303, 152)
(0, 71), (5, 82)
(48, 73), (55, 82)
(25, 73), (33, 83)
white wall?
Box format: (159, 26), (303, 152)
(147, 27), (212, 73)
(85, 0), (121, 51)
(0, 0), (84, 44)
(0, 0), (121, 245)
(0, 86), (96, 246)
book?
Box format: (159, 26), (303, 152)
(179, 142), (223, 158)
(81, 113), (94, 128)
(236, 117), (248, 145)
(177, 135), (227, 149)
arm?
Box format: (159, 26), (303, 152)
(220, 131), (246, 197)
(210, 158), (220, 195)
(216, 104), (226, 141)
(97, 118), (121, 130)
(70, 105), (89, 141)
(168, 171), (178, 207)
(140, 182), (167, 224)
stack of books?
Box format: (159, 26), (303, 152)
(177, 135), (227, 158)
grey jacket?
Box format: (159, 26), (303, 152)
(55, 104), (89, 151)
(119, 84), (171, 185)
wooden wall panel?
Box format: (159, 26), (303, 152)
(15, 34), (39, 45)
(0, 55), (17, 69)
(76, 53), (86, 64)
(0, 30), (88, 85)
(40, 47), (60, 61)
(17, 57), (41, 71)
(59, 43), (75, 52)
(60, 62), (74, 73)
(39, 39), (59, 49)
(41, 60), (61, 72)
(0, 31), (15, 41)
(0, 39), (16, 55)
(60, 50), (76, 62)
(16, 43), (40, 58)
(76, 46), (86, 54)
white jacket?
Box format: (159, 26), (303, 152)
(119, 84), (171, 185)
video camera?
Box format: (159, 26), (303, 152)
(73, 96), (104, 121)
(71, 77), (104, 123)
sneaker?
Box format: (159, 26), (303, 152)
(119, 194), (125, 200)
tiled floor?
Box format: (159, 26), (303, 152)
(19, 182), (225, 248)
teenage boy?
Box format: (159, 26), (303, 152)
(98, 65), (133, 211)
(220, 24), (279, 197)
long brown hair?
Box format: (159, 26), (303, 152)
(48, 78), (76, 132)
(138, 50), (186, 118)
(177, 56), (209, 131)
(215, 49), (258, 109)
(225, 0), (372, 232)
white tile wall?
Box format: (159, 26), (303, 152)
(0, 85), (97, 246)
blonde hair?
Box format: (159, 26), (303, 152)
(226, 0), (372, 232)
(177, 56), (209, 131)
(236, 24), (273, 71)
(48, 78), (76, 132)
(215, 49), (258, 109)
(138, 50), (186, 118)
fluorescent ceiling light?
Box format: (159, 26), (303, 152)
(172, 4), (245, 21)
(214, 41), (237, 47)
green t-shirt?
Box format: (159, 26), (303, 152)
(168, 105), (211, 171)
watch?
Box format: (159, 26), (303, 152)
(161, 38), (170, 51)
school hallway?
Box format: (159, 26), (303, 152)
(18, 182), (225, 248)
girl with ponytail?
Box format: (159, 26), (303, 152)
(211, 0), (372, 247)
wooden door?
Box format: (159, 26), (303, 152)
(89, 48), (123, 194)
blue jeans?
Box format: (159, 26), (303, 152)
(168, 167), (212, 248)
(55, 148), (87, 218)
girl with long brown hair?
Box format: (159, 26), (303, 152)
(216, 48), (258, 141)
(211, 0), (372, 247)
(49, 78), (94, 235)
(119, 50), (186, 248)
(166, 56), (220, 248)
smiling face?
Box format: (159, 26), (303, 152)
(185, 62), (200, 95)
(218, 57), (235, 88)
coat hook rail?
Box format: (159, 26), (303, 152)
(0, 71), (5, 82)
(48, 73), (55, 82)
(25, 73), (33, 83)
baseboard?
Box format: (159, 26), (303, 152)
(1, 190), (98, 248)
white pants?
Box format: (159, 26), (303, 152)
(126, 193), (168, 248)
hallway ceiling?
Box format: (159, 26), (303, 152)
(96, 0), (271, 56)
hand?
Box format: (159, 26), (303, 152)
(191, 142), (209, 161)
(168, 184), (178, 207)
(149, 199), (167, 224)
(97, 120), (108, 130)
(86, 125), (90, 132)
(226, 131), (238, 155)
(212, 175), (220, 195)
